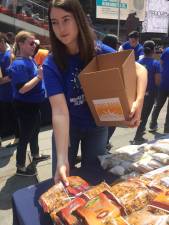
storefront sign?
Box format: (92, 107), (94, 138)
(142, 0), (169, 33)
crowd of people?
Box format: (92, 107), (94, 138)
(0, 0), (168, 185)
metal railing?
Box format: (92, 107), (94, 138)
(0, 0), (49, 30)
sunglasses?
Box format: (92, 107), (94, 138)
(29, 41), (36, 46)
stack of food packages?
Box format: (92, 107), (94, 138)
(98, 138), (169, 177)
(39, 168), (169, 225)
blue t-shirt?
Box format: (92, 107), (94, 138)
(122, 41), (144, 61)
(0, 50), (13, 102)
(8, 57), (45, 103)
(138, 57), (160, 93)
(160, 47), (169, 90)
(43, 43), (116, 128)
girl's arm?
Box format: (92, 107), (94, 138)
(49, 93), (70, 185)
(19, 66), (43, 94)
(129, 62), (147, 127)
(0, 76), (11, 84)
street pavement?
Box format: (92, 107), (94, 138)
(0, 102), (168, 225)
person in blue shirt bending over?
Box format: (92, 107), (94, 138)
(43, 0), (147, 185)
(131, 40), (161, 144)
(149, 44), (169, 133)
(119, 30), (144, 61)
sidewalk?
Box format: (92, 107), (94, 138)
(0, 127), (52, 225)
(0, 103), (168, 225)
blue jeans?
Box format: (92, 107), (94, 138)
(52, 126), (108, 176)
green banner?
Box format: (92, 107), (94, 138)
(96, 0), (127, 9)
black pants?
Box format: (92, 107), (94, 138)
(14, 101), (41, 168)
(135, 91), (157, 139)
(0, 101), (19, 139)
(107, 127), (116, 144)
(150, 90), (169, 132)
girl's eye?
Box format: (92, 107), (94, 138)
(64, 18), (70, 23)
(51, 21), (59, 26)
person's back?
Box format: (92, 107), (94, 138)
(138, 57), (160, 94)
(131, 40), (160, 144)
(149, 46), (169, 133)
(120, 31), (144, 61)
(160, 47), (169, 91)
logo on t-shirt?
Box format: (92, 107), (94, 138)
(71, 67), (82, 93)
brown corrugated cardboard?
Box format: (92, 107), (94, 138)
(79, 50), (137, 127)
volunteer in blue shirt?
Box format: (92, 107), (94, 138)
(43, 0), (147, 185)
(8, 31), (49, 177)
(131, 40), (160, 144)
(149, 46), (169, 133)
(0, 32), (19, 147)
(119, 31), (144, 61)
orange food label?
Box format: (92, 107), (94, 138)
(93, 98), (125, 121)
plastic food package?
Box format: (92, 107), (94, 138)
(84, 182), (111, 199)
(148, 159), (164, 169)
(66, 176), (89, 196)
(39, 176), (89, 214)
(141, 166), (169, 192)
(114, 144), (146, 161)
(39, 182), (70, 213)
(110, 179), (152, 214)
(150, 141), (169, 154)
(150, 153), (169, 164)
(76, 192), (123, 225)
(126, 207), (169, 225)
(109, 165), (126, 176)
(132, 152), (158, 173)
(51, 196), (88, 225)
(49, 213), (64, 225)
(98, 154), (124, 170)
(161, 177), (169, 188)
(143, 166), (169, 179)
(150, 191), (169, 212)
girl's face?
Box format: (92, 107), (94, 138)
(50, 7), (79, 53)
(19, 36), (36, 57)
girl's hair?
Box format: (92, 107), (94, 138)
(48, 0), (96, 71)
(143, 40), (155, 56)
(14, 30), (35, 56)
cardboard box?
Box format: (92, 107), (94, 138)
(79, 50), (137, 127)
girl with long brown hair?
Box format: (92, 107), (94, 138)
(43, 0), (147, 185)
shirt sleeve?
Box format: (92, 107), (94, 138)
(161, 48), (169, 61)
(43, 64), (64, 97)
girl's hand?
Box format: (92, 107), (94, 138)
(128, 99), (144, 127)
(37, 65), (43, 80)
(54, 161), (70, 186)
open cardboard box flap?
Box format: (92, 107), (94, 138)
(79, 50), (137, 127)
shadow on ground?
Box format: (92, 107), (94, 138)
(0, 146), (16, 168)
(152, 131), (167, 140)
(0, 174), (37, 210)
